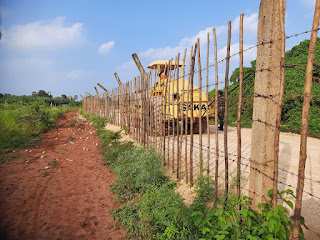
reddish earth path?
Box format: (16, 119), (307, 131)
(0, 111), (124, 240)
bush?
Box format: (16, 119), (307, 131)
(111, 183), (189, 240)
(110, 148), (168, 202)
(0, 103), (66, 153)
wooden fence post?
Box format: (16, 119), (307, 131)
(292, 0), (320, 238)
(197, 38), (203, 177)
(190, 43), (197, 184)
(237, 13), (244, 199)
(224, 21), (231, 196)
(206, 32), (210, 177)
(181, 48), (187, 180)
(213, 28), (219, 204)
(176, 53), (181, 179)
(272, 0), (286, 208)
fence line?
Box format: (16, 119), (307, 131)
(82, 8), (320, 238)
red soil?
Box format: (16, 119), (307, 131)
(0, 111), (125, 240)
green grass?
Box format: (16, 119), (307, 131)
(0, 153), (21, 164)
(48, 160), (58, 167)
(0, 103), (67, 153)
(41, 172), (50, 177)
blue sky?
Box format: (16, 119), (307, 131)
(0, 0), (317, 97)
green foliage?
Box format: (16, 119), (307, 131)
(41, 172), (50, 177)
(36, 90), (51, 97)
(81, 113), (107, 133)
(48, 160), (58, 167)
(0, 102), (66, 153)
(190, 180), (304, 240)
(210, 38), (320, 136)
(0, 153), (21, 164)
(110, 148), (168, 202)
(111, 183), (190, 240)
(0, 92), (81, 107)
(68, 100), (82, 107)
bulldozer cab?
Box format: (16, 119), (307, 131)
(147, 60), (185, 79)
(147, 60), (186, 98)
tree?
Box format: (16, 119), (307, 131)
(37, 90), (50, 97)
(214, 38), (320, 137)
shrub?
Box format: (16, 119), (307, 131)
(0, 103), (66, 153)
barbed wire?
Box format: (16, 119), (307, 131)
(166, 136), (320, 200)
(84, 27), (320, 98)
(152, 27), (320, 84)
(177, 135), (320, 184)
(82, 103), (320, 189)
(87, 63), (320, 101)
(82, 105), (320, 201)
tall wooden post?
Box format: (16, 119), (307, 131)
(272, 0), (286, 208)
(213, 28), (219, 203)
(224, 21), (231, 196)
(250, 0), (283, 207)
(176, 54), (181, 179)
(197, 38), (203, 177)
(132, 53), (147, 145)
(206, 32), (210, 177)
(190, 43), (197, 184)
(185, 46), (193, 182)
(237, 14), (244, 199)
(292, 0), (320, 238)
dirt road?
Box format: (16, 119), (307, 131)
(0, 111), (124, 240)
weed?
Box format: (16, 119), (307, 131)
(122, 125), (128, 135)
(48, 160), (58, 167)
(0, 153), (21, 164)
(70, 117), (76, 127)
(68, 135), (74, 141)
(0, 103), (66, 153)
(110, 147), (168, 202)
(41, 172), (50, 177)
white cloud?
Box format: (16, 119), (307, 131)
(140, 46), (186, 61)
(232, 13), (258, 37)
(218, 43), (256, 63)
(139, 13), (258, 61)
(98, 41), (115, 55)
(116, 12), (258, 84)
(140, 26), (226, 61)
(180, 25), (227, 49)
(3, 17), (84, 49)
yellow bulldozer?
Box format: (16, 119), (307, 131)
(147, 60), (215, 134)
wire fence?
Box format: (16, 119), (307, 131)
(82, 6), (320, 239)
